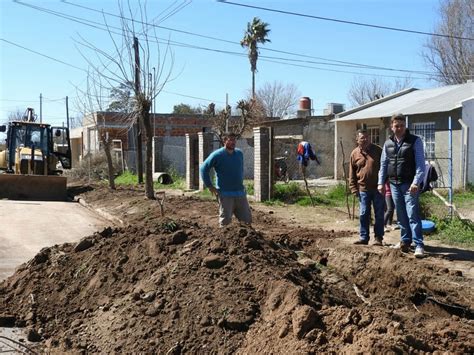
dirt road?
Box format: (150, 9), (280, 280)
(0, 199), (107, 281)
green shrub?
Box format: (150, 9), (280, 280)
(420, 190), (474, 246)
(244, 180), (254, 195)
(325, 183), (347, 202)
(426, 216), (474, 247)
(159, 168), (185, 190)
(273, 182), (305, 203)
(115, 170), (138, 185)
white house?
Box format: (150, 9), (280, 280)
(332, 82), (474, 189)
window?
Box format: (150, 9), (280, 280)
(412, 122), (435, 159)
(367, 126), (380, 145)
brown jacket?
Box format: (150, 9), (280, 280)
(349, 144), (382, 194)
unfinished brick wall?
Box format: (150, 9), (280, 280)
(254, 127), (271, 202)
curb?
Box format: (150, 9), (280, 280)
(74, 196), (124, 226)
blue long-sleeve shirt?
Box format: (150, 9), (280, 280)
(200, 147), (246, 197)
(378, 135), (425, 186)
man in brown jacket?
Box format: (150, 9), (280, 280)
(349, 129), (384, 245)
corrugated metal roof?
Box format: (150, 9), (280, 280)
(333, 82), (474, 122)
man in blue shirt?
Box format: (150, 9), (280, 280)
(378, 114), (425, 257)
(200, 132), (252, 227)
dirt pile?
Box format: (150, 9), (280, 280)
(0, 185), (473, 353)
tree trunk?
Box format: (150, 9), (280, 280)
(142, 108), (155, 199)
(252, 70), (256, 99)
(101, 134), (116, 190)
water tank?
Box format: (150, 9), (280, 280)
(299, 97), (311, 111)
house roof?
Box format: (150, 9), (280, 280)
(333, 82), (474, 122)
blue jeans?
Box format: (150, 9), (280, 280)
(390, 182), (423, 247)
(359, 190), (385, 241)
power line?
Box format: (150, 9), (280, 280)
(57, 0), (441, 75)
(0, 34), (434, 84)
(0, 38), (86, 72)
(217, 0), (474, 41)
(162, 90), (225, 104)
(6, 1), (464, 107)
(23, 0), (470, 82)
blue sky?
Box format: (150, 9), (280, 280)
(1, 0), (442, 132)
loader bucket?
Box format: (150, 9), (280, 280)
(0, 174), (67, 201)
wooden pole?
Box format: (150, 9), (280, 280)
(339, 138), (351, 218)
(133, 37), (143, 184)
(301, 165), (315, 206)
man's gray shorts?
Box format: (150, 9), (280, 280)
(218, 195), (252, 226)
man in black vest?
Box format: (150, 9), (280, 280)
(378, 114), (426, 257)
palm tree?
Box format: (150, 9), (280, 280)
(240, 17), (271, 99)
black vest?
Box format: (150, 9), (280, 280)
(385, 131), (418, 184)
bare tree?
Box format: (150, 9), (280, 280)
(422, 0), (473, 85)
(7, 109), (26, 122)
(107, 82), (134, 113)
(75, 1), (174, 199)
(255, 81), (301, 118)
(208, 99), (266, 144)
(348, 76), (413, 107)
(75, 71), (131, 190)
(69, 115), (84, 129)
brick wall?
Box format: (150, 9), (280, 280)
(254, 127), (270, 202)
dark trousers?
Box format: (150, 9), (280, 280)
(384, 195), (394, 226)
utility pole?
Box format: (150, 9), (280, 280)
(39, 93), (43, 123)
(66, 96), (70, 130)
(225, 93), (229, 132)
(148, 72), (153, 136)
(133, 37), (143, 183)
(152, 67), (156, 136)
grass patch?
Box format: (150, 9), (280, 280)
(426, 217), (474, 247)
(159, 169), (185, 190)
(273, 182), (304, 203)
(114, 170), (138, 185)
(114, 170), (185, 190)
(420, 188), (474, 247)
(196, 189), (215, 200)
(266, 182), (348, 207)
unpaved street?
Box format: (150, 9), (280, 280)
(0, 200), (106, 281)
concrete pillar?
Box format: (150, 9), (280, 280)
(254, 127), (270, 202)
(152, 136), (164, 173)
(185, 133), (199, 190)
(198, 132), (214, 191)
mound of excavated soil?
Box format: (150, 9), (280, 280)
(0, 185), (473, 353)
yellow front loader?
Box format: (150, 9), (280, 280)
(0, 110), (72, 200)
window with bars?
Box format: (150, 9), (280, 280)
(367, 126), (380, 145)
(412, 122), (435, 159)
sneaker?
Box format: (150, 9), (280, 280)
(373, 238), (383, 246)
(353, 240), (368, 245)
(414, 246), (425, 258)
(391, 242), (410, 253)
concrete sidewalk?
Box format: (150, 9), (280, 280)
(0, 199), (107, 281)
